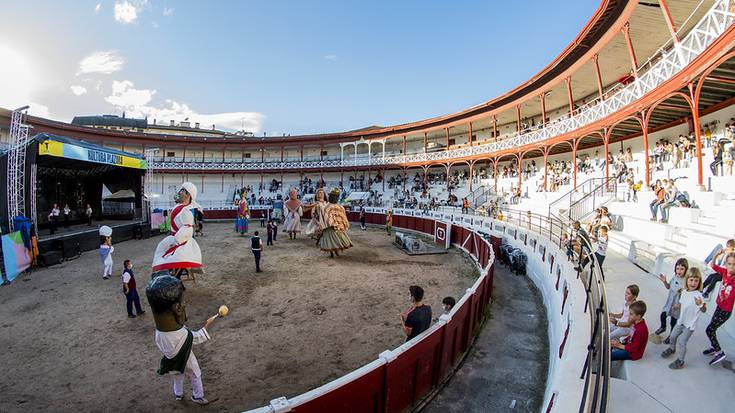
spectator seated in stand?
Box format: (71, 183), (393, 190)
(609, 285), (640, 341)
(611, 300), (649, 361)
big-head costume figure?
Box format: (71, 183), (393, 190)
(146, 275), (214, 404)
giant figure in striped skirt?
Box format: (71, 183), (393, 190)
(318, 188), (352, 258)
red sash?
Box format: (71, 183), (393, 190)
(163, 204), (191, 257)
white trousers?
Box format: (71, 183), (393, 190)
(102, 259), (113, 278)
(171, 353), (204, 399)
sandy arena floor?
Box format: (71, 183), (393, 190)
(0, 222), (478, 412)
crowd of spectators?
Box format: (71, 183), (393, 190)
(348, 173), (382, 192)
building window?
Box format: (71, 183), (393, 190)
(244, 153), (251, 158)
(166, 151), (175, 157)
(320, 150), (328, 156)
(448, 139), (456, 146)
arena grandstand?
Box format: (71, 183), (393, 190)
(2, 1), (735, 412)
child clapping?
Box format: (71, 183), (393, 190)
(661, 268), (706, 369)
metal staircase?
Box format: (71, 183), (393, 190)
(469, 183), (495, 208)
(548, 177), (620, 223)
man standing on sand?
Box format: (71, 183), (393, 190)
(251, 231), (263, 273)
(359, 204), (366, 230)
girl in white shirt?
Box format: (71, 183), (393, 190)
(610, 284), (640, 340)
(661, 268), (706, 369)
(655, 258), (688, 337)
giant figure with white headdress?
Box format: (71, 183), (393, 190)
(152, 182), (203, 275)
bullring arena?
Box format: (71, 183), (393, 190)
(0, 224), (480, 412)
(3, 1), (735, 412)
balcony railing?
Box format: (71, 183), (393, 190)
(148, 0), (734, 173)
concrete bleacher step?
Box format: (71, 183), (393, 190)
(607, 232), (667, 273)
(607, 378), (668, 413)
(669, 231), (687, 246)
(697, 215), (717, 226)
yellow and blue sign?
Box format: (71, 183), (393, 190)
(36, 133), (147, 170)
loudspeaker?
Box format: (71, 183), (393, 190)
(141, 224), (151, 239)
(60, 239), (81, 260)
(39, 250), (63, 266)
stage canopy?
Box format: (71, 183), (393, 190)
(103, 189), (136, 201)
(35, 133), (147, 170)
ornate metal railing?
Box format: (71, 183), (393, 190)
(148, 0), (733, 174)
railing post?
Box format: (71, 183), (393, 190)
(593, 185), (596, 213)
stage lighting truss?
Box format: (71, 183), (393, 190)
(6, 106), (30, 231)
(143, 148), (158, 199)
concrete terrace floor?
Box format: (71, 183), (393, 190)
(604, 251), (735, 413)
(423, 264), (549, 413)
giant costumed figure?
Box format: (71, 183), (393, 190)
(319, 188), (353, 257)
(304, 187), (328, 242)
(283, 188), (303, 240)
(152, 182), (203, 277)
(235, 198), (249, 235)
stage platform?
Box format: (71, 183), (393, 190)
(38, 220), (153, 258)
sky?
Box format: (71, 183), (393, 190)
(0, 0), (599, 135)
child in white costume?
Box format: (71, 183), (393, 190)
(99, 226), (114, 279)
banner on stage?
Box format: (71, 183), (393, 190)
(151, 212), (165, 229)
(38, 137), (147, 170)
(2, 231), (31, 282)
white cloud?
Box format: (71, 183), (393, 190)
(77, 51), (124, 75)
(105, 79), (156, 108)
(324, 54), (338, 61)
(28, 102), (50, 118)
(104, 79), (264, 132)
(114, 1), (144, 23)
(95, 3), (102, 13)
(70, 85), (87, 96)
(0, 44), (50, 118)
(151, 21), (159, 29)
(163, 7), (174, 17)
